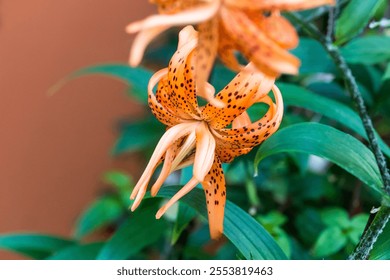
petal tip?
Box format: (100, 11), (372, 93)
(155, 209), (164, 219)
(210, 228), (223, 240)
(126, 22), (142, 34)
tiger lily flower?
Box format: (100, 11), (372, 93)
(127, 0), (334, 83)
(130, 26), (284, 239)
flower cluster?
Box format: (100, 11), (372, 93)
(127, 0), (334, 88)
(128, 0), (333, 239)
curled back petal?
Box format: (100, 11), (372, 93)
(202, 65), (266, 129)
(172, 153), (195, 171)
(127, 0), (220, 66)
(217, 23), (243, 72)
(150, 138), (183, 197)
(193, 122), (216, 182)
(197, 82), (217, 105)
(255, 11), (299, 50)
(232, 111), (251, 129)
(164, 26), (202, 118)
(212, 85), (284, 149)
(253, 74), (275, 100)
(224, 0), (335, 11)
(127, 2), (220, 33)
(128, 24), (170, 66)
(216, 147), (253, 163)
(170, 131), (197, 171)
(151, 0), (200, 14)
(156, 177), (199, 219)
(148, 68), (185, 126)
(130, 122), (198, 211)
(220, 7), (300, 77)
(196, 18), (224, 107)
(201, 156), (226, 240)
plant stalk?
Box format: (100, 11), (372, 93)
(288, 13), (390, 196)
(288, 12), (390, 260)
(348, 206), (390, 260)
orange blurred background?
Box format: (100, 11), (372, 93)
(0, 0), (154, 258)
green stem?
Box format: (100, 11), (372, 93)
(348, 206), (390, 260)
(288, 13), (390, 195)
(245, 160), (260, 208)
(288, 12), (390, 260)
(245, 178), (260, 208)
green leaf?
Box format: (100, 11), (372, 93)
(74, 196), (124, 239)
(171, 202), (197, 244)
(341, 36), (390, 65)
(255, 123), (384, 196)
(290, 38), (336, 74)
(348, 214), (369, 245)
(273, 228), (292, 259)
(50, 64), (152, 104)
(0, 234), (76, 259)
(112, 117), (163, 155)
(257, 211), (287, 229)
(103, 171), (133, 206)
(47, 243), (104, 260)
(335, 0), (384, 45)
(313, 227), (347, 257)
(96, 202), (168, 260)
(103, 171), (132, 190)
(370, 215), (390, 260)
(350, 214), (370, 229)
(321, 208), (350, 229)
(383, 63), (390, 81)
(279, 83), (390, 158)
(295, 208), (325, 245)
(154, 186), (287, 260)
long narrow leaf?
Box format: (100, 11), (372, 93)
(341, 36), (390, 65)
(96, 202), (167, 260)
(279, 83), (390, 158)
(73, 196), (124, 239)
(154, 186), (287, 260)
(0, 234), (76, 259)
(47, 243), (104, 260)
(335, 0), (385, 45)
(254, 123), (384, 196)
(50, 64), (152, 104)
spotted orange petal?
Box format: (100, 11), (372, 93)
(164, 26), (201, 118)
(217, 21), (243, 72)
(148, 69), (185, 126)
(196, 18), (220, 105)
(232, 111), (251, 129)
(127, 1), (220, 66)
(216, 147), (253, 163)
(225, 0), (335, 11)
(213, 85), (284, 149)
(255, 11), (299, 50)
(202, 66), (269, 130)
(201, 156), (226, 239)
(151, 0), (200, 14)
(220, 7), (300, 76)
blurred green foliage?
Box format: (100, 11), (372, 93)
(1, 1), (390, 260)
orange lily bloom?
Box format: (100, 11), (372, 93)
(127, 0), (334, 85)
(130, 26), (284, 239)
